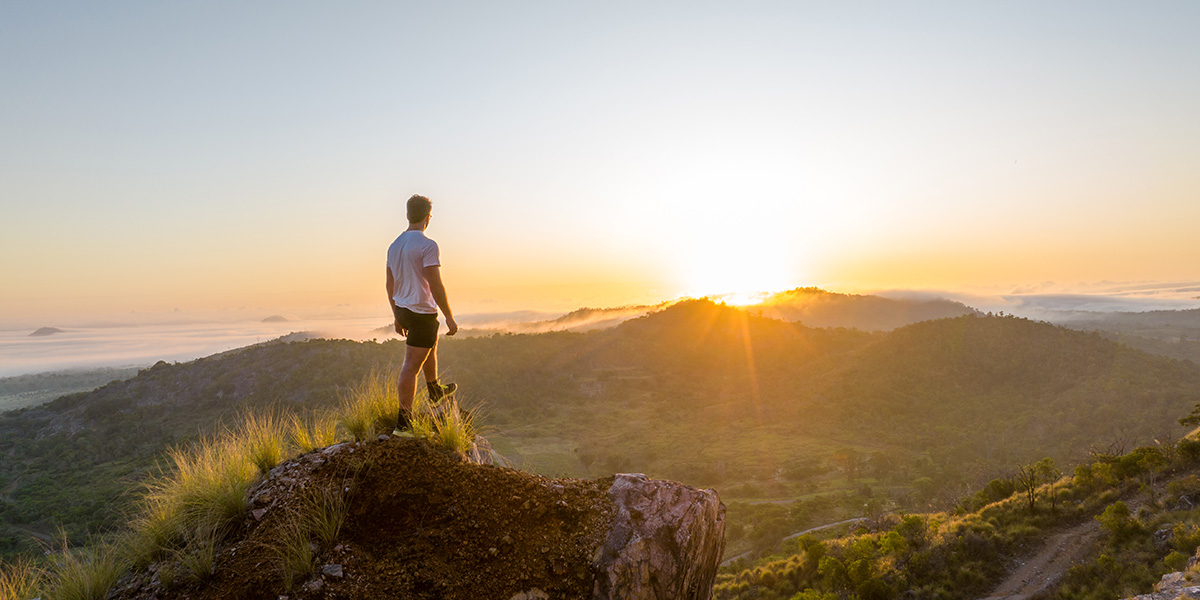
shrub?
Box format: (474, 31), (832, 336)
(1097, 501), (1141, 540)
(856, 577), (893, 600)
(1179, 438), (1200, 462)
(1172, 523), (1200, 554)
(1165, 550), (1189, 571)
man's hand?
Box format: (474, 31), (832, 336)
(395, 318), (407, 336)
(445, 316), (458, 336)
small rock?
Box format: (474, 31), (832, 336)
(489, 547), (498, 556)
(377, 434), (390, 441)
(322, 564), (344, 578)
(252, 508), (268, 521)
(509, 588), (549, 600)
(305, 578), (324, 592)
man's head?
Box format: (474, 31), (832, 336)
(406, 194), (432, 224)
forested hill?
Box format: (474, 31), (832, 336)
(2, 300), (1199, 558)
(752, 287), (978, 330)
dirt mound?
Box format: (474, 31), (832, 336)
(115, 438), (615, 600)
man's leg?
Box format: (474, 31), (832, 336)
(398, 344), (433, 419)
(421, 343), (438, 388)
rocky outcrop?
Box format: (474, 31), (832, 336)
(592, 473), (726, 600)
(112, 438), (725, 600)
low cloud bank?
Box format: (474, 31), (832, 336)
(877, 281), (1200, 320)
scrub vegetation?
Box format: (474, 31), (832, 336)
(715, 438), (1200, 599)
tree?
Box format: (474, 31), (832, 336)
(1015, 462), (1041, 514)
(1035, 457), (1061, 512)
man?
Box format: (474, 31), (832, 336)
(386, 194), (459, 437)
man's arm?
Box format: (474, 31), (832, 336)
(423, 265), (458, 336)
(386, 267), (404, 335)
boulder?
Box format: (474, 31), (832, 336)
(592, 473), (726, 600)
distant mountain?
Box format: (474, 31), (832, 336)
(28, 327), (64, 337)
(261, 315), (290, 323)
(750, 287), (978, 330)
(1045, 307), (1200, 363)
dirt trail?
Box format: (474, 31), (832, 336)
(720, 518), (867, 567)
(978, 519), (1101, 600)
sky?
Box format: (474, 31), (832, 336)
(3, 1), (1199, 329)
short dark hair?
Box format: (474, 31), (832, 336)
(406, 194), (432, 223)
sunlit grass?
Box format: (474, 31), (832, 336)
(0, 557), (42, 600)
(131, 433), (256, 563)
(289, 412), (338, 454)
(429, 397), (479, 454)
(44, 536), (127, 600)
(242, 412), (287, 475)
(339, 367), (398, 441)
(55, 365), (484, 597)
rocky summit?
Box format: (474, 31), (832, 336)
(112, 437), (725, 600)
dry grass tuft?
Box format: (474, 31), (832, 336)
(0, 557), (42, 600)
(44, 536), (127, 600)
(242, 412), (287, 475)
(289, 412), (338, 454)
(339, 367), (398, 441)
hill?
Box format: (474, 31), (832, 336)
(3, 301), (1199, 561)
(113, 439), (621, 600)
(714, 435), (1200, 600)
(752, 287), (978, 330)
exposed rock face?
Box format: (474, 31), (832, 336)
(593, 473), (726, 600)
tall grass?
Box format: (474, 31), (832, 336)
(300, 487), (349, 547)
(130, 433), (257, 563)
(32, 366), (483, 597)
(43, 537), (127, 600)
(339, 367), (398, 441)
(289, 412), (338, 454)
(270, 516), (317, 591)
(428, 397), (479, 454)
(174, 528), (219, 584)
(242, 412), (287, 475)
(0, 557), (42, 600)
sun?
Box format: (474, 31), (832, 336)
(678, 261), (792, 306)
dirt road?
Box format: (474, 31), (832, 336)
(720, 518), (868, 567)
(978, 519), (1101, 600)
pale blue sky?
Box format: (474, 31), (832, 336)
(3, 1), (1199, 323)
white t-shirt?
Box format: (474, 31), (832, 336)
(387, 230), (441, 314)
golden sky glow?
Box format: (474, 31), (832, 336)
(2, 2), (1199, 326)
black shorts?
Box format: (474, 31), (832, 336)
(392, 306), (439, 348)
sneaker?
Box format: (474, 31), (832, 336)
(427, 381), (457, 402)
(391, 427), (417, 439)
